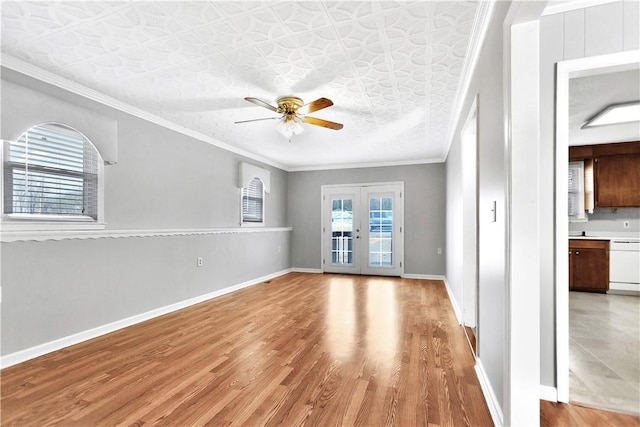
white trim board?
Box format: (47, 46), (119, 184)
(443, 277), (463, 325)
(554, 49), (640, 404)
(1, 226), (293, 243)
(291, 268), (323, 274)
(445, 0), (497, 158)
(287, 157), (444, 172)
(400, 274), (446, 280)
(540, 385), (558, 402)
(476, 358), (505, 426)
(0, 269), (292, 369)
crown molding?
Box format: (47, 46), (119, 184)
(287, 157), (445, 172)
(0, 54), (287, 171)
(1, 54), (442, 173)
(445, 0), (497, 159)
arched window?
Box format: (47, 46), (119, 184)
(3, 123), (102, 222)
(241, 177), (264, 225)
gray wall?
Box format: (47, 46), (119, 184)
(1, 71), (290, 358)
(445, 1), (510, 412)
(539, 0), (640, 388)
(1, 232), (290, 355)
(288, 164), (446, 275)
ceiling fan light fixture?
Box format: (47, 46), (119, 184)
(582, 101), (640, 128)
(238, 95), (343, 138)
(276, 116), (304, 139)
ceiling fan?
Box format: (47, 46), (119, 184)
(235, 96), (343, 140)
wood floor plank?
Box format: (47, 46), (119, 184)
(2, 273), (495, 426)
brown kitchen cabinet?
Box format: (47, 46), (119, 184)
(569, 141), (640, 208)
(569, 239), (609, 293)
(595, 153), (640, 207)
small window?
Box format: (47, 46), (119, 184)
(241, 177), (264, 225)
(3, 123), (101, 223)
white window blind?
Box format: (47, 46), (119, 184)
(241, 177), (264, 224)
(568, 161), (586, 221)
(4, 123), (99, 219)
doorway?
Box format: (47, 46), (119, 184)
(462, 97), (479, 355)
(555, 51), (640, 407)
(321, 183), (404, 276)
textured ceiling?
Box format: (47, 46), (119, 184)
(569, 69), (640, 146)
(1, 1), (479, 170)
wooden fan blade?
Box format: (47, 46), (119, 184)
(244, 97), (278, 112)
(302, 97), (333, 114)
(235, 117), (279, 124)
(302, 116), (343, 130)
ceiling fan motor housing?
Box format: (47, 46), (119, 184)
(277, 96), (304, 119)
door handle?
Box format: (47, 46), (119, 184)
(575, 251), (579, 255)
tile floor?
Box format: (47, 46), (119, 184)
(569, 291), (640, 415)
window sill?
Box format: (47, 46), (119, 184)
(240, 222), (265, 228)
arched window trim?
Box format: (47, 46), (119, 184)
(1, 122), (106, 233)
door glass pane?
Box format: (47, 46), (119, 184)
(369, 196), (393, 267)
(331, 198), (353, 265)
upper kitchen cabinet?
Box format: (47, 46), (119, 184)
(569, 141), (640, 208)
(595, 152), (640, 207)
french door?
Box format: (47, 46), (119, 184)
(322, 183), (404, 276)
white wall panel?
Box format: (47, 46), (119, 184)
(623, 0), (640, 50)
(564, 10), (585, 60)
(585, 2), (624, 56)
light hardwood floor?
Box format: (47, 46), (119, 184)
(4, 272), (636, 426)
(2, 273), (493, 426)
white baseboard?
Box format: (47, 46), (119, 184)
(476, 358), (504, 426)
(1, 268), (292, 369)
(443, 277), (463, 325)
(291, 268), (323, 274)
(401, 273), (446, 280)
(608, 282), (640, 295)
(540, 385), (558, 402)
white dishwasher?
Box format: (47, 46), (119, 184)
(609, 240), (640, 294)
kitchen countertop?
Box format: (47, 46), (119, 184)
(569, 231), (640, 241)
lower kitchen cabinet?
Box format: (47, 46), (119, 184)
(569, 239), (610, 293)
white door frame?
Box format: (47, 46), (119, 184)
(503, 3), (546, 424)
(462, 96), (479, 337)
(554, 49), (640, 404)
(321, 182), (404, 276)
